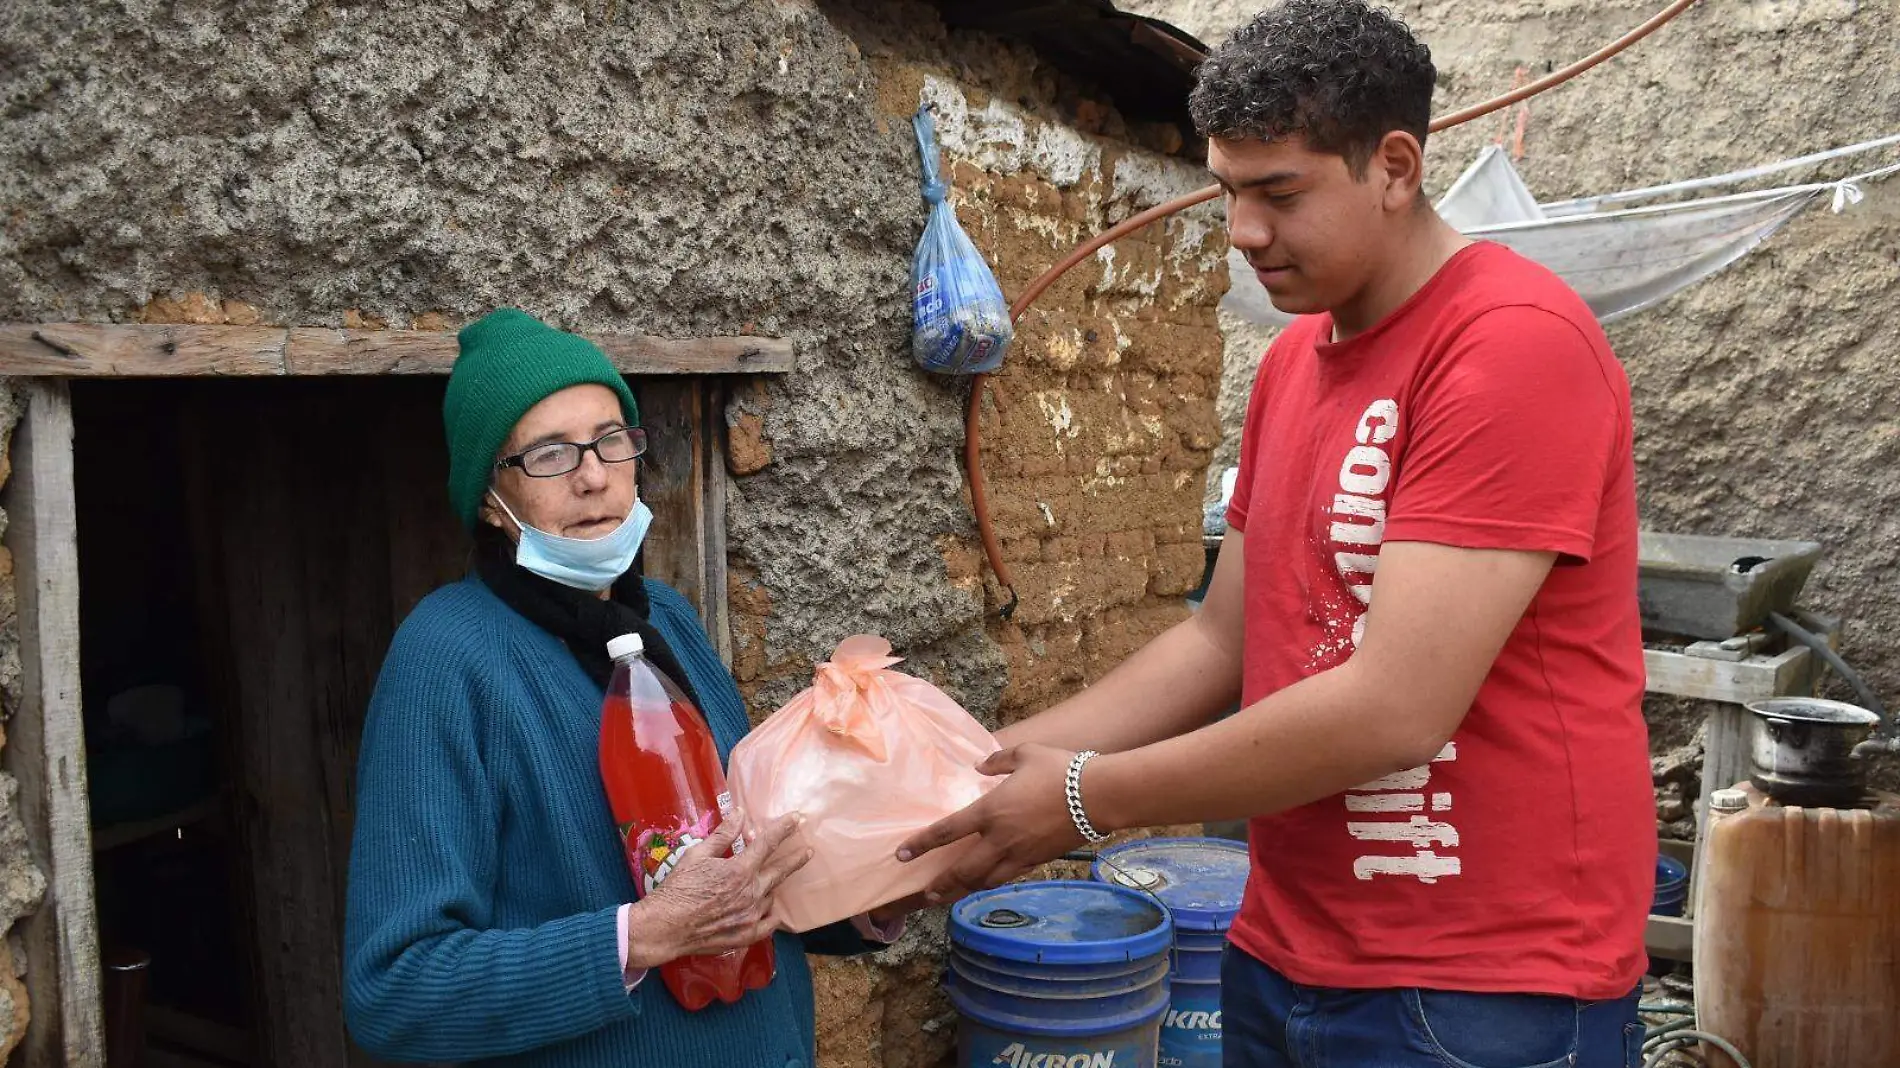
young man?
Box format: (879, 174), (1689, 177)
(896, 2), (1655, 1065)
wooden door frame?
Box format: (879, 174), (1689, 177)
(0, 325), (779, 1067)
(3, 379), (101, 1068)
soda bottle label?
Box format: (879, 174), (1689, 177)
(717, 790), (746, 857)
(621, 810), (716, 899)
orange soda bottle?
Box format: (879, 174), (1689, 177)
(598, 632), (776, 1009)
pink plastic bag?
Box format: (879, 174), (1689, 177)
(726, 635), (1000, 933)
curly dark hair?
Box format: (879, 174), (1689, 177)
(1188, 0), (1436, 174)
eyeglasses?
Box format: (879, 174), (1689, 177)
(495, 426), (648, 478)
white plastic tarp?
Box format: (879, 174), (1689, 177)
(1219, 139), (1900, 328)
(1436, 143), (1545, 230)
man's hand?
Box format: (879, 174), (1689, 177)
(894, 743), (1086, 903)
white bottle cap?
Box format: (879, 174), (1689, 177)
(1710, 788), (1749, 813)
(606, 633), (644, 661)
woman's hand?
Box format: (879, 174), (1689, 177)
(623, 812), (811, 969)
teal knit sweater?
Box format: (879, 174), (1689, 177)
(343, 576), (866, 1067)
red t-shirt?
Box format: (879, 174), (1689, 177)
(1223, 241), (1654, 1000)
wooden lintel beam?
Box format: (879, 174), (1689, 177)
(0, 324), (795, 377)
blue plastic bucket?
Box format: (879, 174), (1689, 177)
(1091, 837), (1250, 1068)
(1647, 854), (1690, 976)
(946, 880), (1173, 1068)
(1652, 855), (1688, 917)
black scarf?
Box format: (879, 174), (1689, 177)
(473, 525), (705, 711)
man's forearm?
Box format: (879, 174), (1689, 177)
(994, 612), (1243, 755)
(1083, 659), (1447, 830)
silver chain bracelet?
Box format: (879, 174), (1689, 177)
(1065, 750), (1111, 844)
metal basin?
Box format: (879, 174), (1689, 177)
(1638, 532), (1822, 640)
(1743, 697), (1882, 806)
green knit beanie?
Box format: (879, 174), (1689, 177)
(443, 308), (640, 529)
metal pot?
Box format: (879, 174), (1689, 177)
(1743, 697), (1882, 806)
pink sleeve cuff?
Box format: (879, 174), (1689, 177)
(851, 910), (907, 945)
(616, 903), (647, 992)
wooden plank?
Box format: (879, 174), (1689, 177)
(380, 380), (469, 625)
(180, 381), (446, 1068)
(0, 324), (288, 376)
(1689, 703), (1754, 918)
(0, 324), (794, 377)
(1697, 706), (1753, 820)
(283, 329), (456, 375)
(636, 380), (708, 616)
(287, 330), (794, 376)
(599, 335), (792, 378)
(296, 382), (401, 1068)
(173, 387), (262, 1067)
(632, 381), (732, 663)
(178, 386), (273, 1068)
(1645, 913), (1694, 963)
(1642, 643), (1811, 704)
(700, 380), (733, 666)
(198, 391), (353, 1068)
(0, 379), (106, 1068)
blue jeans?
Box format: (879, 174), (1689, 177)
(1221, 945), (1643, 1068)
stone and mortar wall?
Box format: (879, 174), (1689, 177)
(0, 0), (1222, 1062)
(0, 382), (43, 1060)
(776, 8), (1225, 1065)
(1129, 0), (1900, 814)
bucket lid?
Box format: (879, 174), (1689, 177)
(949, 880), (1172, 965)
(1090, 837), (1249, 932)
(1654, 855), (1688, 889)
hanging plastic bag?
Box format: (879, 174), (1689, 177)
(726, 635), (1001, 933)
(909, 103), (1013, 375)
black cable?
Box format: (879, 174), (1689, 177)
(1766, 611), (1888, 722)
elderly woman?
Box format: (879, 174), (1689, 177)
(343, 309), (901, 1068)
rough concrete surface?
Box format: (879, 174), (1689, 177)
(0, 776), (43, 1062)
(1130, 0), (1900, 792)
(3, 1), (977, 1053)
(0, 0), (998, 713)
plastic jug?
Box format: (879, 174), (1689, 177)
(1693, 782), (1900, 1067)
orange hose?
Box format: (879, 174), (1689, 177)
(967, 0), (1704, 617)
(1428, 0), (1702, 131)
(963, 370), (1014, 615)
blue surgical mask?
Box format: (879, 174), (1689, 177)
(489, 492), (653, 592)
